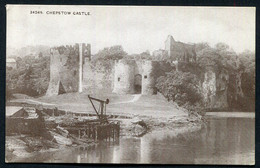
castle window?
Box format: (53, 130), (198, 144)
(118, 77), (120, 82)
(74, 70), (76, 76)
(144, 75), (147, 79)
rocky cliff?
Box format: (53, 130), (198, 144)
(201, 66), (247, 111)
(202, 67), (229, 110)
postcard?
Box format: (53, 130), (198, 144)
(5, 5), (255, 164)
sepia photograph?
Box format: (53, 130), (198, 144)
(5, 5), (255, 164)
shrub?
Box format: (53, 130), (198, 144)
(156, 71), (203, 108)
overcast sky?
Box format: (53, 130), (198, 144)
(7, 5), (255, 54)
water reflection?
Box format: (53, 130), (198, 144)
(19, 117), (255, 164)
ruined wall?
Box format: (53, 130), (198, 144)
(46, 46), (79, 96)
(82, 60), (115, 94)
(164, 35), (196, 62)
(46, 43), (90, 96)
(165, 35), (175, 58)
(113, 59), (136, 94)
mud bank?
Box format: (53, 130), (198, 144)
(5, 113), (99, 162)
(6, 104), (204, 162)
(118, 113), (205, 137)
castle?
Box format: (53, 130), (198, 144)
(46, 35), (242, 110)
(46, 35), (197, 96)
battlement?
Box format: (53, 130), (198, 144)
(50, 43), (91, 61)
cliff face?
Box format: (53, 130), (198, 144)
(201, 66), (247, 110)
(202, 67), (217, 108)
(202, 69), (229, 109)
(201, 66), (230, 109)
(234, 71), (244, 99)
(227, 71), (245, 110)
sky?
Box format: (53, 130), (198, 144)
(7, 5), (255, 55)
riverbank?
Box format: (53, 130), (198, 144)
(7, 114), (255, 164)
(6, 113), (204, 162)
(206, 112), (255, 118)
(6, 93), (205, 162)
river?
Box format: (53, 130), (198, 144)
(16, 112), (255, 165)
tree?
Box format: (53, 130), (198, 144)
(38, 52), (43, 58)
(156, 71), (202, 108)
(196, 47), (222, 70)
(93, 45), (127, 60)
(215, 42), (230, 51)
(129, 51), (152, 60)
(194, 42), (210, 53)
(238, 50), (255, 111)
(6, 55), (50, 99)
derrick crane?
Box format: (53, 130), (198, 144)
(88, 95), (109, 124)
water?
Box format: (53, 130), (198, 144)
(18, 114), (255, 164)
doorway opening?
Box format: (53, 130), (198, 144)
(134, 74), (142, 94)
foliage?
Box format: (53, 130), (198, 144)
(6, 42), (255, 112)
(127, 51), (152, 60)
(93, 45), (127, 61)
(90, 45), (128, 70)
(151, 50), (169, 61)
(239, 50), (255, 111)
(156, 71), (203, 108)
(6, 55), (50, 100)
(196, 43), (240, 72)
(194, 42), (210, 53)
(156, 42), (255, 112)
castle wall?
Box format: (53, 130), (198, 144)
(46, 47), (79, 96)
(46, 43), (90, 96)
(46, 49), (63, 96)
(82, 60), (115, 94)
(78, 44), (83, 92)
(165, 35), (175, 58)
(113, 60), (135, 94)
(112, 60), (158, 95)
(134, 60), (143, 75)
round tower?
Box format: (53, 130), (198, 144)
(113, 59), (135, 94)
(142, 60), (157, 95)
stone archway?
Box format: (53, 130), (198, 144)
(134, 74), (142, 94)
